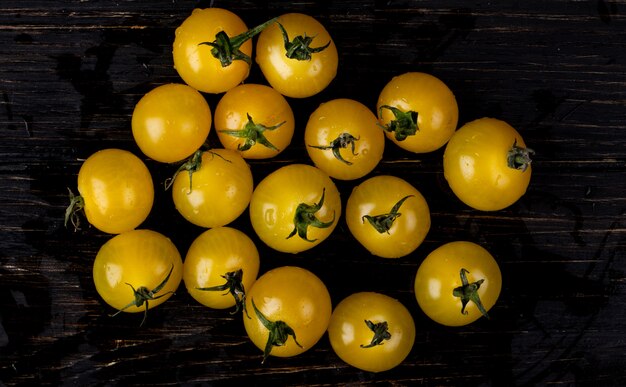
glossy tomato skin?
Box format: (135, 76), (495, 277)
(414, 241), (502, 326)
(256, 13), (338, 98)
(173, 8), (251, 94)
(443, 117), (532, 211)
(215, 84), (295, 159)
(249, 164), (341, 253)
(305, 98), (385, 180)
(346, 175), (430, 258)
(243, 266), (332, 361)
(377, 72), (458, 153)
(132, 83), (212, 163)
(93, 229), (183, 314)
(183, 227), (260, 310)
(171, 148), (253, 228)
(327, 292), (416, 373)
(76, 148), (154, 234)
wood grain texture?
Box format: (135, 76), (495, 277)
(1, 0), (626, 385)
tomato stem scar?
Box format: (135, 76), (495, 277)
(452, 268), (489, 319)
(251, 298), (302, 364)
(308, 132), (359, 165)
(287, 187), (335, 242)
(362, 195), (414, 234)
(277, 22), (331, 61)
(199, 17), (277, 67)
(507, 140), (534, 172)
(378, 105), (419, 141)
(360, 320), (392, 348)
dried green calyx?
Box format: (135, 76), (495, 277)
(308, 132), (360, 165)
(219, 113), (284, 152)
(452, 268), (489, 319)
(287, 188), (335, 242)
(251, 298), (302, 363)
(378, 105), (419, 141)
(507, 140), (534, 172)
(362, 195), (414, 234)
(360, 320), (392, 348)
(64, 188), (85, 231)
(277, 22), (331, 61)
(164, 149), (231, 193)
(196, 269), (249, 317)
(199, 18), (277, 67)
(111, 264), (175, 327)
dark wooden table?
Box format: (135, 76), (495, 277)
(2, 0), (625, 385)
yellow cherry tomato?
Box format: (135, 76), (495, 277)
(183, 227), (260, 314)
(170, 149), (253, 228)
(249, 164), (341, 254)
(305, 98), (385, 180)
(346, 175), (430, 258)
(93, 229), (183, 326)
(215, 83), (295, 159)
(443, 117), (533, 211)
(256, 13), (338, 98)
(131, 83), (212, 163)
(243, 266), (332, 363)
(327, 292), (416, 372)
(65, 148), (154, 234)
(377, 72), (459, 153)
(414, 241), (502, 327)
(173, 8), (275, 94)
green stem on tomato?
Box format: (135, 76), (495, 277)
(287, 188), (335, 242)
(196, 269), (250, 318)
(308, 132), (359, 166)
(360, 320), (392, 348)
(378, 105), (419, 141)
(218, 113), (284, 152)
(64, 188), (85, 231)
(362, 195), (414, 234)
(251, 297), (302, 364)
(507, 140), (534, 172)
(199, 17), (277, 67)
(452, 268), (489, 319)
(164, 149), (231, 193)
(277, 22), (331, 61)
(110, 264), (175, 327)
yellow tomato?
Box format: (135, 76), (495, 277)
(346, 175), (430, 258)
(305, 98), (385, 180)
(443, 117), (533, 211)
(183, 227), (260, 314)
(215, 83), (295, 159)
(66, 148), (154, 234)
(249, 164), (341, 254)
(93, 229), (183, 326)
(377, 72), (458, 153)
(131, 83), (212, 163)
(170, 149), (253, 228)
(414, 241), (502, 326)
(256, 13), (338, 98)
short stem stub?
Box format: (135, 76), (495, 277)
(287, 188), (335, 242)
(64, 188), (85, 231)
(218, 113), (284, 152)
(308, 132), (359, 165)
(196, 269), (249, 317)
(378, 105), (419, 141)
(452, 268), (489, 319)
(251, 298), (302, 364)
(360, 320), (392, 348)
(277, 22), (331, 61)
(110, 264), (175, 327)
(362, 195), (413, 234)
(199, 17), (277, 67)
(507, 140), (534, 172)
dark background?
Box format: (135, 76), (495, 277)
(1, 0), (626, 385)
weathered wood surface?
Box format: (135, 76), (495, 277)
(1, 0), (625, 385)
